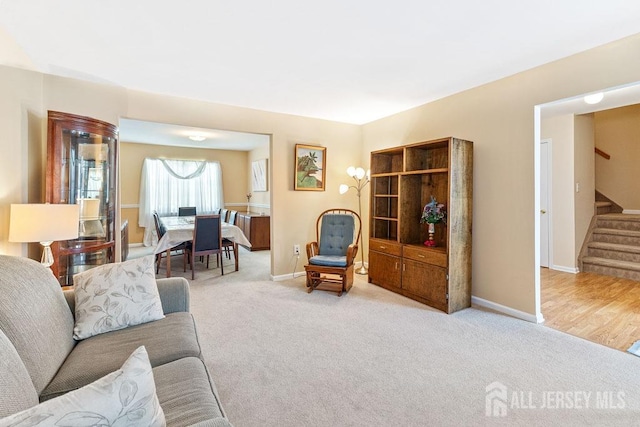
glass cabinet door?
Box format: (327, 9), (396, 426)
(46, 111), (118, 286)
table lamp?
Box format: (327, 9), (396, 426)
(9, 204), (80, 271)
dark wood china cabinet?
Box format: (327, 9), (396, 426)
(46, 111), (118, 286)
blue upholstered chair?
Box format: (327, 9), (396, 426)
(185, 215), (223, 279)
(304, 209), (361, 296)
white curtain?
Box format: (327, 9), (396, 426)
(138, 158), (224, 246)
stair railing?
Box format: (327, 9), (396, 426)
(595, 147), (610, 160)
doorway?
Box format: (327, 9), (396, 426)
(117, 118), (273, 277)
(535, 82), (640, 350)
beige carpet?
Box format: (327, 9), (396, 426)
(148, 248), (640, 426)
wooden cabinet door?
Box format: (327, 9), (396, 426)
(368, 250), (401, 289)
(402, 259), (448, 312)
(238, 214), (270, 250)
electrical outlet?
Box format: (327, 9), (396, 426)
(293, 244), (300, 256)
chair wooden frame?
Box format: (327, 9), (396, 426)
(304, 208), (361, 296)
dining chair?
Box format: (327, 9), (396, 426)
(227, 210), (237, 225)
(178, 206), (197, 216)
(211, 208), (221, 215)
(185, 214), (224, 279)
(222, 210), (238, 259)
(153, 211), (189, 274)
(220, 209), (229, 223)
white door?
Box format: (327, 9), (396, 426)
(540, 140), (550, 268)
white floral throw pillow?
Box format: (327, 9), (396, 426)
(73, 255), (165, 340)
(0, 346), (166, 427)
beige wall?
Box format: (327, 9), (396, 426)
(123, 91), (362, 277)
(120, 142), (249, 244)
(0, 72), (362, 278)
(248, 143), (271, 215)
(594, 104), (640, 210)
(0, 66), (43, 257)
(362, 33), (640, 316)
(541, 114), (576, 270)
(3, 32), (640, 316)
(574, 114), (595, 261)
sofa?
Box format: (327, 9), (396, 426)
(0, 255), (232, 426)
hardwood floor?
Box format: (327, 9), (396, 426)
(541, 268), (640, 351)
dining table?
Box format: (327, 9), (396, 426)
(154, 215), (252, 278)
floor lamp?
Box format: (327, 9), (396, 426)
(9, 204), (80, 272)
(339, 166), (370, 275)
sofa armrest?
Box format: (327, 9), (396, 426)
(157, 277), (190, 313)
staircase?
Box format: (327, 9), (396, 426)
(579, 213), (640, 281)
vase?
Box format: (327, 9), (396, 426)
(424, 222), (436, 247)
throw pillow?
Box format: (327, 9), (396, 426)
(0, 346), (165, 426)
(73, 255), (165, 340)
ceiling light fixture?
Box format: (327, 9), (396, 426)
(188, 134), (206, 142)
(584, 92), (604, 105)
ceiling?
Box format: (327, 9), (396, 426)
(2, 2), (640, 125)
(119, 119), (269, 151)
(540, 83), (640, 118)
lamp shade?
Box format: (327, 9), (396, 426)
(9, 204), (80, 243)
(339, 184), (349, 194)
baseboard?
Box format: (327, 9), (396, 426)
(272, 271), (305, 281)
(550, 265), (579, 274)
(471, 296), (544, 324)
(623, 209), (640, 214)
(128, 243), (144, 248)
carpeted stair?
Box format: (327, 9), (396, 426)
(581, 213), (640, 281)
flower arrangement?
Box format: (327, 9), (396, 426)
(420, 196), (446, 224)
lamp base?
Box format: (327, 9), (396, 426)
(40, 241), (54, 273)
(356, 265), (368, 275)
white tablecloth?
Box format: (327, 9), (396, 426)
(154, 215), (251, 254)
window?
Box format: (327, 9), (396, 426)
(138, 158), (224, 246)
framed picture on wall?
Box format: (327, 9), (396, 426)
(294, 144), (326, 191)
(252, 159), (268, 192)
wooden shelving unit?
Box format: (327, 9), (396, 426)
(368, 137), (473, 313)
